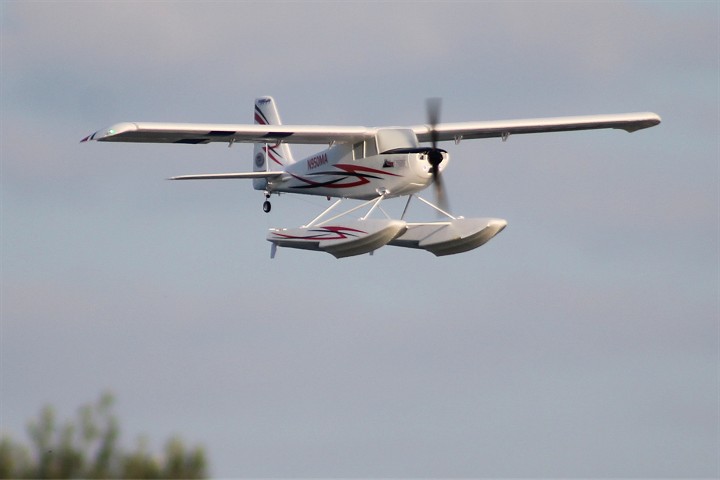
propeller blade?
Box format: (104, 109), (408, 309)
(432, 165), (450, 213)
(426, 97), (441, 148)
(426, 98), (450, 213)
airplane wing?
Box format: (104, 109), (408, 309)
(81, 122), (370, 145)
(83, 112), (660, 146)
(411, 112), (661, 142)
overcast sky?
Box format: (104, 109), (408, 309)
(1, 1), (718, 477)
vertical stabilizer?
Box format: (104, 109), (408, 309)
(253, 96), (294, 166)
(253, 97), (294, 191)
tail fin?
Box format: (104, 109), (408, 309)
(253, 96), (295, 173)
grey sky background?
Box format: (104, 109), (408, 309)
(1, 1), (718, 477)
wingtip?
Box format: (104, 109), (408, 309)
(622, 112), (662, 132)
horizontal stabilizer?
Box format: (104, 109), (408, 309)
(169, 172), (283, 180)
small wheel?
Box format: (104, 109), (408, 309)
(262, 200), (271, 213)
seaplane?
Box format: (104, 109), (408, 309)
(81, 97), (661, 258)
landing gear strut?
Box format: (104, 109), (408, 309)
(262, 192), (271, 213)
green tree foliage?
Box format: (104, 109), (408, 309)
(0, 393), (207, 479)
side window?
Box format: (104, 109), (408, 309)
(353, 142), (364, 160)
(375, 128), (419, 153)
(365, 138), (378, 157)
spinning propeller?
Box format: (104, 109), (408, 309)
(425, 98), (450, 213)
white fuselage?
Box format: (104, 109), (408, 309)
(260, 143), (449, 200)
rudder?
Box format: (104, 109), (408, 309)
(253, 96), (294, 169)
